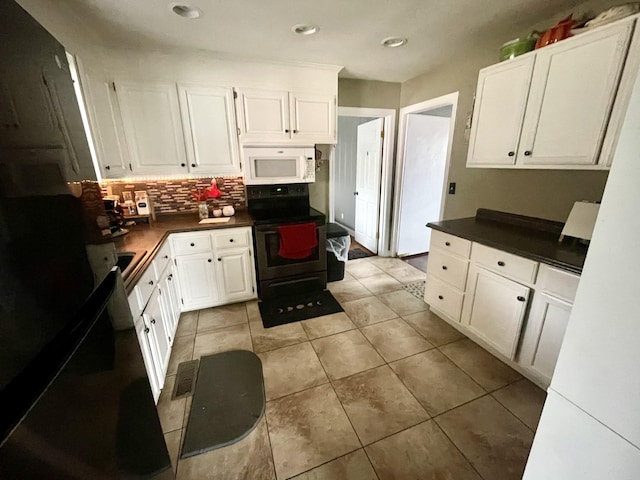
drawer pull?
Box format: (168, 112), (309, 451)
(442, 265), (448, 270)
(164, 255), (168, 259)
(208, 259), (212, 263)
(517, 296), (526, 302)
(438, 295), (444, 300)
(148, 280), (154, 286)
(445, 241), (451, 246)
(497, 261), (505, 267)
(190, 243), (195, 247)
(218, 258), (222, 262)
(508, 151), (515, 157)
(524, 150), (532, 156)
(150, 318), (156, 324)
(144, 327), (149, 334)
(229, 238), (234, 242)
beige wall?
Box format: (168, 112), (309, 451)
(400, 0), (615, 222)
(338, 78), (401, 109)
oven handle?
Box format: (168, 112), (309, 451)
(268, 276), (323, 288)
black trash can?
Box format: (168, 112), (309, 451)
(326, 222), (349, 282)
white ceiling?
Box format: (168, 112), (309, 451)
(50, 0), (591, 82)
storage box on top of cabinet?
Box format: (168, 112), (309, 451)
(467, 17), (638, 169)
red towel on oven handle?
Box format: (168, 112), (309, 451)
(277, 222), (318, 259)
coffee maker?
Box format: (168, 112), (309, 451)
(103, 197), (128, 237)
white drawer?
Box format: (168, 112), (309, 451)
(212, 227), (251, 250)
(136, 266), (156, 310)
(152, 241), (172, 280)
(425, 274), (464, 322)
(431, 230), (471, 259)
(471, 243), (538, 285)
(427, 249), (469, 291)
(172, 233), (213, 256)
(537, 264), (580, 303)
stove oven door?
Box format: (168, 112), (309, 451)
(254, 223), (326, 280)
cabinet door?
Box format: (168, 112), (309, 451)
(519, 292), (572, 385)
(158, 273), (178, 345)
(81, 75), (130, 178)
(215, 248), (255, 303)
(116, 82), (188, 175)
(236, 88), (290, 144)
(467, 56), (534, 166)
(176, 253), (218, 311)
(144, 290), (170, 389)
(463, 265), (530, 359)
(289, 92), (336, 144)
(178, 85), (241, 175)
(133, 314), (161, 403)
(519, 23), (632, 166)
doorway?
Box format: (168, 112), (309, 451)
(392, 92), (458, 258)
(330, 107), (396, 256)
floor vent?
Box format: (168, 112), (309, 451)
(173, 359), (199, 400)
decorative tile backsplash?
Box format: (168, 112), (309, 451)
(101, 177), (246, 214)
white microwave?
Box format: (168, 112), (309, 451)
(243, 147), (315, 185)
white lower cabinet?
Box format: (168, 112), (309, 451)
(158, 264), (180, 345)
(462, 265), (530, 359)
(215, 248), (255, 302)
(176, 253), (218, 311)
(144, 289), (171, 393)
(424, 231), (580, 388)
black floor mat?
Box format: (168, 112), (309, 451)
(348, 248), (375, 260)
(180, 350), (265, 459)
(259, 290), (344, 328)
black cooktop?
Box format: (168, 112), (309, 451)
(251, 207), (326, 226)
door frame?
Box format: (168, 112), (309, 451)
(391, 92), (458, 256)
(330, 106), (396, 256)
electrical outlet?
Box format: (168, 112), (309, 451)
(449, 182), (456, 195)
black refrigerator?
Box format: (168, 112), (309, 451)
(0, 1), (172, 478)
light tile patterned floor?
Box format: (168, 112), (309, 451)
(158, 256), (546, 480)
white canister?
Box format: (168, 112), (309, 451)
(212, 209), (223, 217)
(222, 205), (235, 217)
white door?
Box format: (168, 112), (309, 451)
(236, 88), (290, 144)
(81, 75), (130, 178)
(178, 85), (241, 175)
(354, 118), (384, 253)
(463, 265), (530, 359)
(289, 92), (336, 144)
(519, 291), (572, 384)
(519, 22), (632, 166)
(467, 55), (534, 166)
(144, 290), (170, 389)
(116, 82), (188, 175)
(176, 253), (218, 311)
(215, 248), (255, 303)
(397, 113), (450, 256)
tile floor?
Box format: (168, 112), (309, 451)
(158, 256), (546, 480)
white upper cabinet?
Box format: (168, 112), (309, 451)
(289, 92), (336, 144)
(236, 88), (290, 144)
(520, 22), (632, 166)
(81, 75), (130, 178)
(236, 88), (336, 145)
(116, 81), (189, 175)
(178, 85), (241, 175)
(467, 56), (534, 166)
(467, 19), (634, 169)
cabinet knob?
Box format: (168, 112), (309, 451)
(507, 151), (515, 157)
(181, 163), (186, 167)
(148, 280), (154, 285)
(105, 165), (111, 170)
(218, 258), (222, 262)
(144, 327), (149, 334)
(190, 243), (195, 247)
(517, 296), (526, 302)
(353, 191), (359, 196)
(229, 238), (234, 242)
(442, 265), (448, 270)
(445, 241), (451, 246)
(285, 129), (289, 133)
(191, 163), (196, 168)
(438, 295), (444, 300)
(150, 318), (156, 324)
(164, 255), (168, 259)
(208, 259), (212, 263)
(293, 129), (298, 134)
(524, 150), (532, 156)
(497, 261), (505, 267)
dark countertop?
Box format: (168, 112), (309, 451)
(115, 211), (254, 292)
(427, 211), (588, 274)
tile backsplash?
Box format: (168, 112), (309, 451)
(101, 177), (246, 214)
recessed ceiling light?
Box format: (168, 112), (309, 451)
(171, 4), (203, 19)
(381, 36), (408, 48)
(292, 24), (320, 36)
